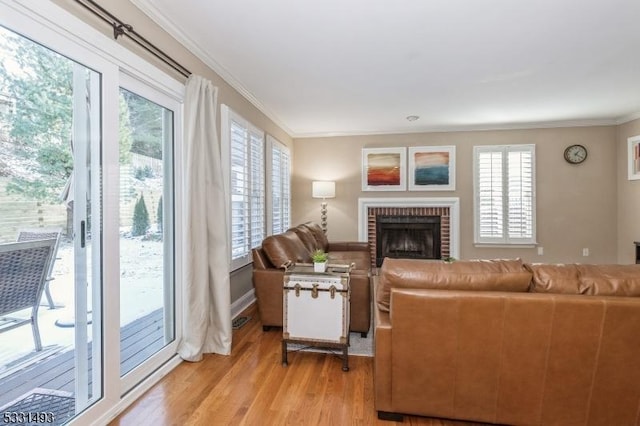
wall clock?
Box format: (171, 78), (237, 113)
(564, 144), (587, 164)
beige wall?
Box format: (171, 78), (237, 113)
(51, 0), (293, 302)
(293, 126), (619, 263)
(616, 118), (640, 263)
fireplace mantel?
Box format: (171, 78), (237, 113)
(358, 197), (460, 259)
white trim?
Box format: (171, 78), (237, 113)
(628, 135), (640, 180)
(357, 197), (460, 259)
(231, 289), (257, 320)
(293, 118), (621, 139)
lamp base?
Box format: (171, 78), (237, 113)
(320, 202), (328, 234)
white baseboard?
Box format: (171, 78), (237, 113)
(231, 288), (256, 319)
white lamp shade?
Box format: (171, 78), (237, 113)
(312, 181), (336, 199)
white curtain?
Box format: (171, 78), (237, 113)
(178, 75), (232, 361)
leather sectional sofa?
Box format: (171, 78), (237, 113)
(252, 222), (372, 336)
(374, 258), (640, 425)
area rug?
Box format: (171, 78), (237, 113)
(288, 329), (373, 357)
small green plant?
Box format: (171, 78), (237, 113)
(442, 256), (457, 263)
(311, 249), (328, 263)
(132, 193), (150, 236)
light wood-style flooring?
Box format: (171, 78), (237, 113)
(110, 304), (484, 426)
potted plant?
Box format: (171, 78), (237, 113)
(312, 249), (329, 273)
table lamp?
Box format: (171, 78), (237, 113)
(312, 181), (335, 233)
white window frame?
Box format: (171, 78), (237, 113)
(266, 135), (291, 236)
(473, 144), (536, 246)
(221, 105), (265, 270)
(0, 0), (185, 424)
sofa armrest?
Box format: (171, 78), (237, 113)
(253, 269), (285, 327)
(327, 241), (369, 252)
(373, 277), (393, 413)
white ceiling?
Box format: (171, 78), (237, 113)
(134, 0), (640, 137)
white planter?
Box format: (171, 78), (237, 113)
(314, 262), (327, 273)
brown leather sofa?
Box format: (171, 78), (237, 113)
(374, 258), (640, 424)
(252, 222), (372, 336)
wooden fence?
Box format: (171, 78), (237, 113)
(0, 178), (67, 243)
(0, 162), (163, 243)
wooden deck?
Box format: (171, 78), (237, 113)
(0, 308), (166, 407)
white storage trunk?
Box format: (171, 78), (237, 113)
(283, 265), (350, 344)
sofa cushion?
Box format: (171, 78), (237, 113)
(526, 263), (584, 294)
(302, 222), (329, 251)
(290, 225), (318, 253)
(328, 250), (371, 272)
(377, 258), (532, 312)
(577, 264), (640, 297)
(261, 231), (311, 268)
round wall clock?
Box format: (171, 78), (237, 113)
(564, 144), (588, 164)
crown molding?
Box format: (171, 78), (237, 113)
(616, 111), (640, 125)
(130, 0), (294, 137)
(293, 118), (620, 139)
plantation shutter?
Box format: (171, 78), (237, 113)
(230, 119), (249, 260)
(249, 129), (265, 249)
(507, 148), (534, 240)
(474, 145), (535, 244)
(281, 146), (291, 232)
(227, 112), (265, 267)
(270, 140), (291, 235)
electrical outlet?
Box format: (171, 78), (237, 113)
(582, 248), (589, 257)
(537, 247), (544, 255)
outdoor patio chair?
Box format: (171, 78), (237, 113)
(0, 239), (57, 352)
(17, 229), (62, 310)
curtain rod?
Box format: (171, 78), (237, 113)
(74, 0), (192, 78)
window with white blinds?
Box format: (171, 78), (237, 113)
(473, 144), (536, 245)
(267, 135), (291, 235)
(222, 105), (265, 269)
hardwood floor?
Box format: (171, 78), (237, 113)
(110, 304), (485, 426)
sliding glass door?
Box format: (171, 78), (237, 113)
(0, 24), (103, 420)
(0, 2), (184, 423)
(118, 75), (178, 391)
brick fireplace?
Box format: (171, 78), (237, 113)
(358, 198), (460, 268)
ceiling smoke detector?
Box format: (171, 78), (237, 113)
(406, 115), (420, 122)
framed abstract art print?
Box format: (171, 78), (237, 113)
(408, 146), (456, 191)
(362, 147), (406, 191)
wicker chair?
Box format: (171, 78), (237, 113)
(17, 229), (62, 310)
(0, 239), (57, 352)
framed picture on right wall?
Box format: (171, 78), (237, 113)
(629, 135), (640, 180)
(408, 145), (456, 191)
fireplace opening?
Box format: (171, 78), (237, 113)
(376, 215), (441, 267)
